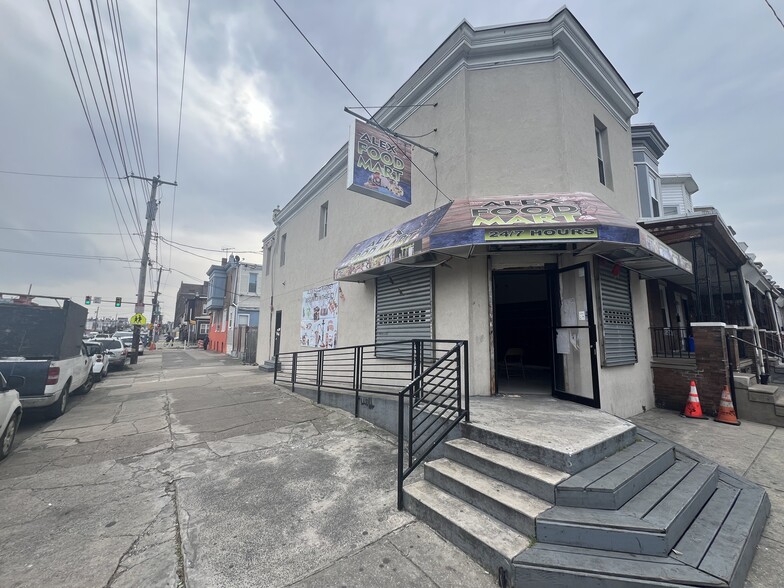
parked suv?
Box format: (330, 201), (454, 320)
(93, 338), (128, 370)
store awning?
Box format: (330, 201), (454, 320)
(334, 193), (693, 282)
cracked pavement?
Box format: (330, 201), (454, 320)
(0, 349), (496, 587)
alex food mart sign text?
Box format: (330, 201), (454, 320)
(347, 119), (412, 207)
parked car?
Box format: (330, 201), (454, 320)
(84, 341), (110, 380)
(113, 331), (133, 339)
(118, 336), (144, 356)
(0, 300), (93, 419)
(0, 372), (23, 460)
(94, 338), (128, 370)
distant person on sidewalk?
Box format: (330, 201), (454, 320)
(203, 334), (209, 351)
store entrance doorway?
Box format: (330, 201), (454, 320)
(492, 264), (600, 407)
(493, 271), (553, 395)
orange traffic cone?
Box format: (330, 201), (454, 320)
(683, 380), (708, 419)
(715, 385), (741, 426)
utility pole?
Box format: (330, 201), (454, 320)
(129, 174), (177, 364)
(150, 265), (169, 343)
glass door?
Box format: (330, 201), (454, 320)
(551, 262), (600, 407)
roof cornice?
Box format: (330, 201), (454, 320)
(274, 7), (638, 228)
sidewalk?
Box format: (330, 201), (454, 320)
(631, 409), (783, 588)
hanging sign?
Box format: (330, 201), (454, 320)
(347, 119), (412, 207)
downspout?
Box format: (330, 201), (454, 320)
(741, 279), (765, 377)
(268, 205), (282, 362)
(766, 290), (783, 356)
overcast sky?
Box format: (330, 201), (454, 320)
(1, 0), (782, 320)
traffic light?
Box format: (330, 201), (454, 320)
(115, 297), (122, 307)
(85, 295), (92, 305)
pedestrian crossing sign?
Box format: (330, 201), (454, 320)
(130, 313), (147, 326)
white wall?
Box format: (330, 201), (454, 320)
(255, 47), (654, 417)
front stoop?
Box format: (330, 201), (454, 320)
(733, 373), (784, 426)
(403, 422), (769, 587)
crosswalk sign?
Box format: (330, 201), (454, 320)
(130, 313), (147, 326)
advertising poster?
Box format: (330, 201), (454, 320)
(300, 283), (339, 349)
(347, 119), (412, 207)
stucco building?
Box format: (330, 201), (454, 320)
(256, 8), (694, 418)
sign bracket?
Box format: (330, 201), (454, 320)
(344, 108), (438, 156)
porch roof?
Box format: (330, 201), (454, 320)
(334, 193), (693, 282)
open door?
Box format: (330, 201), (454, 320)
(551, 262), (600, 407)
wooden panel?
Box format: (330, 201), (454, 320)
(698, 487), (769, 582)
(672, 483), (739, 568)
(558, 439), (653, 491)
(514, 543), (726, 586)
(623, 459), (695, 518)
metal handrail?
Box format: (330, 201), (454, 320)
(727, 334), (784, 362)
(274, 338), (470, 510)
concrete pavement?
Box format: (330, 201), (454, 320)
(1, 349), (781, 587)
(0, 349), (495, 587)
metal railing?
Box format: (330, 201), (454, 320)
(274, 339), (470, 509)
(650, 327), (694, 359)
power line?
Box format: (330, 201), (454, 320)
(765, 0), (784, 29)
(169, 0), (191, 272)
(155, 0), (160, 174)
(48, 0), (139, 288)
(0, 226), (127, 236)
(0, 247), (135, 262)
(164, 240), (222, 263)
(0, 169), (119, 179)
(272, 0), (451, 204)
(158, 235), (261, 255)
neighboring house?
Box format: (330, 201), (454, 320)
(255, 8), (699, 418)
(206, 263), (229, 353)
(206, 257), (261, 357)
(633, 124), (781, 414)
(174, 281), (209, 344)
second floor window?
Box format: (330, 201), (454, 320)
(319, 202), (329, 240)
(594, 117), (612, 189)
(248, 272), (258, 293)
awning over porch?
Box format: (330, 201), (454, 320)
(334, 193), (693, 282)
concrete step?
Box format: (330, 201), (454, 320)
(775, 389), (784, 416)
(536, 462), (719, 556)
(734, 386), (784, 426)
(513, 475), (769, 587)
(444, 437), (568, 502)
(424, 458), (551, 536)
(556, 437), (675, 510)
(403, 480), (532, 582)
(460, 419), (635, 475)
(747, 383), (779, 404)
(513, 543), (726, 587)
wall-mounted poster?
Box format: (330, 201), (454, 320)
(347, 119), (412, 207)
(300, 283), (339, 349)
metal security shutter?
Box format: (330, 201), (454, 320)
(375, 267), (433, 345)
(598, 261), (637, 366)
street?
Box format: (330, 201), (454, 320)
(0, 349), (495, 588)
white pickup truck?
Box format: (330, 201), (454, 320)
(0, 298), (93, 419)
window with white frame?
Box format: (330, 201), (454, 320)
(594, 117), (612, 189)
(248, 272), (258, 293)
(199, 323), (209, 335)
(319, 202), (329, 240)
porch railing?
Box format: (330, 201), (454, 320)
(274, 339), (470, 509)
(650, 327), (694, 359)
